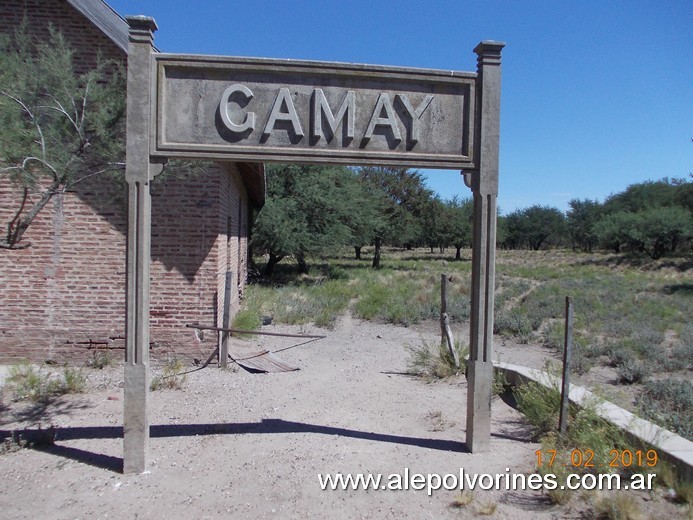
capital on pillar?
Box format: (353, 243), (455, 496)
(126, 15), (158, 43)
(474, 41), (505, 69)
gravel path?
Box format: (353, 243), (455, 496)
(0, 317), (681, 519)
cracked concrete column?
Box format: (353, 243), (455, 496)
(465, 41), (504, 453)
(123, 15), (160, 474)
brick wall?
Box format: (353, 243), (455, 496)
(0, 1), (255, 365)
(0, 0), (126, 74)
(0, 163), (252, 364)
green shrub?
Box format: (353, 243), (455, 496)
(515, 379), (626, 463)
(570, 344), (593, 376)
(86, 349), (113, 369)
(150, 358), (187, 391)
(541, 321), (564, 351)
(615, 358), (649, 384)
(269, 281), (353, 328)
(8, 363), (47, 401)
(636, 379), (692, 440)
(514, 380), (563, 436)
(592, 492), (644, 520)
(231, 308), (262, 331)
(406, 340), (467, 381)
(494, 308), (533, 342)
(60, 367), (87, 394)
(665, 333), (693, 372)
(7, 363), (86, 401)
(327, 265), (349, 280)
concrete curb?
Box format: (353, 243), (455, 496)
(494, 361), (693, 481)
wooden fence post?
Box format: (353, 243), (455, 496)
(559, 296), (574, 434)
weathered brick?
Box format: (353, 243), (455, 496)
(0, 2), (255, 365)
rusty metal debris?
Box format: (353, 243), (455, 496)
(229, 350), (299, 373)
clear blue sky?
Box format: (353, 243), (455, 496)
(107, 0), (691, 214)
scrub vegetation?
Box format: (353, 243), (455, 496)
(244, 165), (690, 439)
(5, 362), (86, 402)
(239, 247), (692, 442)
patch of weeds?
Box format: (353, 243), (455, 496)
(449, 489), (474, 508)
(673, 481), (693, 505)
(86, 349), (113, 369)
(353, 272), (469, 326)
(425, 410), (455, 432)
(270, 280), (354, 328)
(664, 341), (693, 372)
(541, 322), (593, 375)
(654, 461), (692, 505)
(1, 435), (27, 454)
(60, 367), (87, 394)
(514, 379), (563, 437)
(474, 500), (497, 516)
(493, 369), (510, 397)
(8, 363), (48, 401)
(585, 341), (606, 358)
(494, 276), (533, 308)
(231, 308), (262, 331)
(636, 379), (692, 440)
(615, 358), (649, 384)
(605, 342), (644, 371)
(571, 343), (594, 376)
(0, 426), (57, 455)
(352, 278), (388, 320)
(327, 265), (349, 280)
(535, 446), (574, 505)
(406, 340), (467, 381)
(516, 377), (635, 505)
(494, 308), (533, 343)
(8, 363), (86, 401)
(541, 320), (564, 351)
(568, 399), (627, 464)
(150, 357), (187, 391)
(591, 491), (644, 520)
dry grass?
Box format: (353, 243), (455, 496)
(150, 357), (187, 391)
(592, 492), (644, 520)
(449, 490), (474, 508)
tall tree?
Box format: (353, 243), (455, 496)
(0, 26), (125, 249)
(342, 170), (386, 260)
(445, 196), (474, 260)
(358, 166), (434, 267)
(596, 177), (693, 258)
(596, 206), (692, 259)
(504, 205), (566, 251)
(566, 198), (602, 252)
(252, 164), (365, 275)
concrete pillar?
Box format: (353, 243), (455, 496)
(465, 41), (504, 453)
(123, 16), (160, 474)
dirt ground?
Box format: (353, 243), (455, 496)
(0, 316), (686, 519)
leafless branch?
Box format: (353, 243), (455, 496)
(65, 164), (124, 189)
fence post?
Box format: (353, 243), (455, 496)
(440, 274), (460, 368)
(220, 271), (233, 368)
(440, 274), (447, 343)
(559, 296), (574, 434)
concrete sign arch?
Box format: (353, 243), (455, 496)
(124, 16), (504, 474)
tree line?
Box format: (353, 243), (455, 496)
(1, 27), (690, 266)
(252, 165), (692, 274)
(503, 177), (692, 259)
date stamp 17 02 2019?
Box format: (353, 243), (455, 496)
(535, 448), (658, 470)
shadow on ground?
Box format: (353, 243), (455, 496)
(1, 418), (478, 474)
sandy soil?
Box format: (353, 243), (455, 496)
(0, 316), (685, 519)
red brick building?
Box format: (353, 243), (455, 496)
(0, 0), (264, 363)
